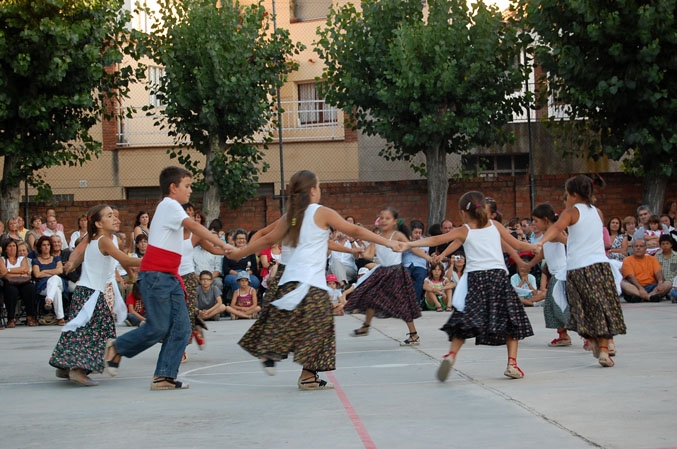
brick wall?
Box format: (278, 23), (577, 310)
(23, 172), (659, 239)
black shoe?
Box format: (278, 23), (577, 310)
(262, 359), (276, 376)
(623, 294), (641, 303)
(649, 294), (663, 303)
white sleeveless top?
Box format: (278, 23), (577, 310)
(567, 204), (608, 270)
(78, 236), (117, 292)
(4, 256), (24, 270)
(374, 232), (401, 267)
(463, 221), (507, 273)
(543, 241), (567, 281)
(178, 235), (195, 276)
(279, 203), (330, 290)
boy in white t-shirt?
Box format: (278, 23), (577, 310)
(105, 167), (232, 391)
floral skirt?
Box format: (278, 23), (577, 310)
(238, 277), (335, 372)
(344, 264), (421, 322)
(442, 269), (533, 346)
(543, 278), (570, 329)
(182, 272), (199, 330)
(565, 263), (626, 338)
(49, 286), (116, 373)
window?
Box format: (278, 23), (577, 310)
(293, 0), (332, 22)
(148, 66), (166, 108)
(462, 154), (529, 178)
(298, 82), (337, 126)
(126, 187), (161, 200)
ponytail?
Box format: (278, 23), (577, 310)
(458, 191), (488, 227)
(284, 170), (317, 247)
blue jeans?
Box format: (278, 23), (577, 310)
(407, 265), (427, 306)
(115, 271), (190, 379)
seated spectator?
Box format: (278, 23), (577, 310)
(423, 262), (453, 311)
(32, 236), (66, 325)
(511, 262), (546, 307)
(663, 200), (677, 227)
(340, 267), (370, 312)
(225, 271), (261, 320)
(68, 214), (88, 250)
(124, 283), (146, 327)
(326, 274), (344, 316)
(621, 238), (671, 302)
(403, 220), (431, 306)
(26, 215), (43, 252)
(132, 210), (150, 240)
(42, 214), (67, 247)
(50, 235), (77, 294)
(655, 234), (677, 286)
(660, 214), (675, 232)
(193, 240), (224, 291)
(644, 214), (664, 255)
(196, 270), (226, 321)
(259, 242), (282, 286)
(1, 240), (37, 327)
(39, 208), (64, 232)
(607, 216), (628, 261)
(623, 216), (637, 246)
(0, 217), (23, 249)
(222, 229), (260, 293)
(327, 230), (358, 288)
(16, 215), (27, 241)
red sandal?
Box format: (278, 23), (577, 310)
(504, 357), (525, 379)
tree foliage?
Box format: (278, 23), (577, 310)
(142, 0), (303, 216)
(0, 0), (142, 218)
(315, 0), (527, 226)
(518, 0), (677, 211)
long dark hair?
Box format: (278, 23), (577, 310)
(87, 204), (109, 239)
(565, 175), (594, 206)
(285, 170), (317, 247)
(532, 204), (558, 224)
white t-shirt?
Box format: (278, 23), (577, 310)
(148, 197), (188, 255)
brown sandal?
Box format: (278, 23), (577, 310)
(297, 370), (334, 390)
(151, 377), (189, 390)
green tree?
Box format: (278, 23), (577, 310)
(518, 0), (677, 212)
(315, 0), (527, 226)
(143, 0), (303, 220)
(0, 0), (142, 221)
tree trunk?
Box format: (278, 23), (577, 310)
(201, 138), (222, 224)
(0, 155), (22, 223)
(642, 160), (668, 215)
(424, 143), (448, 230)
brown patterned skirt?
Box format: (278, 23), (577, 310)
(238, 278), (335, 372)
(565, 262), (626, 338)
(182, 272), (199, 330)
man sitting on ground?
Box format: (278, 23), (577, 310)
(621, 239), (671, 302)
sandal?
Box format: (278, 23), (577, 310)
(598, 346), (615, 367)
(55, 368), (70, 379)
(588, 339), (601, 359)
(151, 377), (189, 390)
(351, 323), (370, 337)
(608, 341), (616, 357)
(437, 351), (456, 382)
(400, 331), (420, 346)
(504, 357), (525, 379)
(104, 338), (121, 377)
(44, 299), (53, 311)
(436, 307), (443, 312)
(69, 368), (99, 387)
(27, 316), (38, 327)
(261, 358), (276, 376)
(297, 370), (334, 390)
(548, 336), (572, 347)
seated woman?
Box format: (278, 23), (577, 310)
(225, 271), (261, 320)
(1, 239), (37, 327)
(25, 215), (43, 254)
(222, 229), (260, 293)
(0, 217), (23, 249)
(31, 236), (66, 325)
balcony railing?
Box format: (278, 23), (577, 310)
(116, 100), (345, 147)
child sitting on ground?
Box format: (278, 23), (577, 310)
(124, 283), (146, 327)
(423, 262), (453, 311)
(225, 271), (261, 320)
(326, 274), (345, 316)
(511, 262), (546, 307)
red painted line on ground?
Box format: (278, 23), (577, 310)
(327, 371), (377, 449)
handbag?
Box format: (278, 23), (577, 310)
(4, 276), (31, 285)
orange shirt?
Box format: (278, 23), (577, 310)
(621, 255), (661, 285)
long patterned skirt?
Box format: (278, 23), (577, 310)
(182, 272), (199, 330)
(565, 262), (626, 338)
(49, 286), (116, 373)
(543, 278), (570, 329)
(344, 264), (421, 322)
(238, 277), (335, 372)
(442, 269), (534, 346)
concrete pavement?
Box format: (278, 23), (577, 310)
(1, 302), (676, 449)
